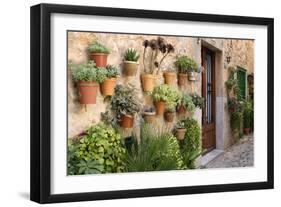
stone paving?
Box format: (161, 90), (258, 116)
(205, 134), (254, 168)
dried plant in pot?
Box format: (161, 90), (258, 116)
(152, 84), (181, 116)
(71, 61), (106, 104)
(164, 104), (176, 122)
(177, 94), (195, 116)
(88, 41), (110, 67)
(111, 84), (141, 128)
(174, 121), (186, 141)
(163, 67), (177, 85)
(175, 55), (198, 85)
(100, 65), (120, 96)
(142, 106), (156, 123)
(123, 48), (140, 76)
(141, 37), (174, 92)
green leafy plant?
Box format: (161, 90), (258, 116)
(123, 49), (140, 62)
(176, 120), (185, 129)
(124, 124), (185, 172)
(71, 61), (107, 83)
(67, 123), (126, 175)
(174, 55), (197, 74)
(179, 94), (196, 112)
(191, 93), (205, 109)
(152, 84), (181, 106)
(230, 111), (243, 132)
(227, 98), (244, 113)
(105, 65), (120, 78)
(243, 101), (254, 129)
(180, 118), (201, 169)
(110, 84), (142, 120)
(88, 41), (110, 54)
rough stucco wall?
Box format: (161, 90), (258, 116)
(68, 32), (202, 138)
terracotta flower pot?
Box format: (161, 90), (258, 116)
(90, 53), (108, 67)
(77, 81), (99, 104)
(243, 128), (251, 135)
(143, 112), (156, 123)
(123, 61), (138, 76)
(163, 72), (176, 85)
(188, 71), (197, 81)
(141, 74), (155, 92)
(175, 128), (186, 140)
(177, 105), (187, 115)
(100, 78), (117, 96)
(164, 111), (175, 122)
(178, 73), (188, 86)
(120, 115), (134, 128)
(154, 101), (166, 115)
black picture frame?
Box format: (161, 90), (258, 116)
(30, 3), (274, 204)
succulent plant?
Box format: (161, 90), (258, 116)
(88, 41), (110, 54)
(123, 48), (140, 62)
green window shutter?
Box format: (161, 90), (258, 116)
(237, 68), (246, 100)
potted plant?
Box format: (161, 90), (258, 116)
(123, 48), (140, 76)
(190, 93), (205, 109)
(111, 84), (141, 128)
(174, 121), (186, 141)
(163, 67), (177, 85)
(243, 101), (253, 135)
(175, 55), (198, 85)
(177, 94), (195, 115)
(143, 106), (156, 123)
(141, 37), (174, 92)
(88, 41), (110, 67)
(100, 65), (120, 96)
(71, 61), (106, 104)
(164, 103), (176, 122)
(152, 84), (181, 115)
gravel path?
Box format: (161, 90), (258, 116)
(206, 134), (254, 168)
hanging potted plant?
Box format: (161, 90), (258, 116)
(111, 84), (141, 128)
(152, 84), (181, 115)
(191, 93), (205, 109)
(175, 55), (198, 85)
(164, 103), (176, 122)
(163, 67), (177, 85)
(142, 106), (156, 123)
(71, 61), (106, 104)
(100, 65), (120, 96)
(177, 94), (195, 116)
(88, 41), (110, 67)
(174, 121), (186, 141)
(141, 37), (174, 92)
(123, 48), (140, 76)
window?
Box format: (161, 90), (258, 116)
(236, 67), (247, 100)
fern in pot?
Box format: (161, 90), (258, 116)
(111, 84), (141, 128)
(123, 48), (140, 77)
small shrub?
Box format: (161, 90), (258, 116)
(230, 111), (243, 131)
(190, 93), (205, 109)
(152, 84), (181, 106)
(243, 101), (254, 129)
(179, 94), (195, 112)
(88, 41), (110, 54)
(174, 55), (197, 74)
(123, 49), (140, 62)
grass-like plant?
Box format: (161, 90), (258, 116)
(88, 41), (110, 54)
(174, 55), (197, 74)
(123, 49), (140, 62)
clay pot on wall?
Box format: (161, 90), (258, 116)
(163, 72), (176, 85)
(77, 81), (99, 104)
(154, 101), (166, 115)
(141, 74), (155, 92)
(177, 105), (187, 115)
(175, 128), (186, 140)
(243, 128), (251, 135)
(178, 73), (188, 86)
(90, 53), (108, 67)
(100, 78), (117, 96)
(188, 71), (197, 81)
(164, 111), (175, 122)
(143, 111), (156, 123)
(120, 114), (134, 128)
(123, 61), (138, 76)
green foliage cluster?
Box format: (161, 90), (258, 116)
(243, 101), (254, 129)
(67, 123), (126, 175)
(71, 61), (107, 83)
(174, 55), (198, 74)
(88, 41), (110, 54)
(180, 118), (201, 169)
(152, 84), (181, 108)
(123, 49), (140, 62)
(191, 93), (205, 109)
(124, 124), (185, 172)
(111, 84), (142, 120)
(105, 65), (120, 78)
(179, 94), (195, 112)
(230, 111), (243, 132)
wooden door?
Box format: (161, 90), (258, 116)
(201, 47), (216, 152)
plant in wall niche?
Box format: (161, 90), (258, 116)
(177, 94), (196, 115)
(100, 65), (120, 96)
(152, 84), (181, 115)
(67, 123), (126, 175)
(88, 41), (110, 67)
(142, 106), (156, 124)
(71, 61), (106, 104)
(123, 48), (140, 77)
(190, 93), (205, 109)
(141, 37), (175, 92)
(180, 117), (201, 169)
(163, 67), (177, 86)
(174, 121), (186, 141)
(110, 84), (142, 128)
(124, 124), (185, 172)
(243, 100), (254, 135)
(175, 55), (198, 85)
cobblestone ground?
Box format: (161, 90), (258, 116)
(206, 134), (254, 168)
